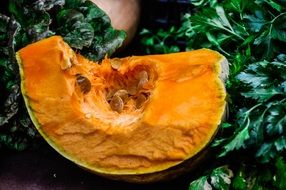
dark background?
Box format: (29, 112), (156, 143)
(0, 142), (194, 190)
(119, 0), (193, 56)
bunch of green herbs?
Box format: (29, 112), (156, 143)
(0, 0), (126, 151)
(140, 0), (286, 189)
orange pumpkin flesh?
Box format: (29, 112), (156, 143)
(17, 36), (227, 183)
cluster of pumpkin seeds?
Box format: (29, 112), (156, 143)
(108, 63), (153, 113)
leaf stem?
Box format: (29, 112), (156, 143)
(211, 23), (245, 41)
(271, 12), (286, 24)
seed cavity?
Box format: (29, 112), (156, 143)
(107, 70), (153, 113)
(76, 74), (91, 94)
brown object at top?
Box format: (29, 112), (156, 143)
(91, 0), (141, 47)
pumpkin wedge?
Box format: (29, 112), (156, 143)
(16, 36), (228, 183)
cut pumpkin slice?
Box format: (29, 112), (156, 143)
(16, 36), (228, 183)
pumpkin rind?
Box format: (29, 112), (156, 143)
(17, 36), (228, 183)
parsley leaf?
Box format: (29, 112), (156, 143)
(189, 166), (233, 190)
(220, 55), (286, 163)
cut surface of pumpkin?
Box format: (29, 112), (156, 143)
(17, 36), (228, 182)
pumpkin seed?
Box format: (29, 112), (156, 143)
(114, 89), (129, 103)
(137, 70), (148, 80)
(76, 74), (91, 94)
(137, 78), (148, 90)
(110, 58), (121, 70)
(137, 70), (149, 90)
(106, 89), (116, 101)
(60, 57), (72, 70)
(110, 95), (124, 113)
(127, 85), (137, 96)
(136, 93), (147, 108)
